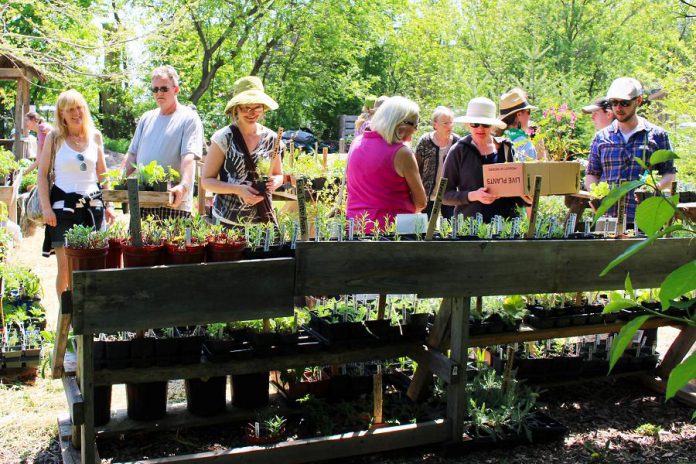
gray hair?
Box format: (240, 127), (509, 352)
(370, 96), (420, 144)
(432, 106), (454, 124)
(151, 65), (180, 87)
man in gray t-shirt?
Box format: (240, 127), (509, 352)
(126, 65), (203, 214)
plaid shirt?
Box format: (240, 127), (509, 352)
(587, 117), (676, 223)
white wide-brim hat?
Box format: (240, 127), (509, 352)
(454, 97), (506, 130)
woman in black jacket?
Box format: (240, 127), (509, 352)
(443, 97), (529, 221)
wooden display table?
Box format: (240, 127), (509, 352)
(57, 237), (695, 463)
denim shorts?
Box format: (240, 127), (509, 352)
(47, 207), (104, 248)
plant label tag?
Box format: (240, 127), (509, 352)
(348, 218), (354, 240)
(254, 422), (260, 438)
(263, 228), (271, 252)
(279, 224), (286, 246)
(452, 215), (458, 237)
(584, 218), (592, 234)
(290, 223), (299, 250)
(395, 213), (428, 235)
(315, 218), (321, 242)
(185, 227), (192, 245)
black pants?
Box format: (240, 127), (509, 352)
(425, 201), (454, 220)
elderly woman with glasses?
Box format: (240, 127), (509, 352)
(202, 76), (284, 225)
(346, 96), (427, 233)
(38, 89), (114, 297)
(414, 106), (459, 220)
(443, 97), (530, 221)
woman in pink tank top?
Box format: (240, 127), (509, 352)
(347, 96), (427, 234)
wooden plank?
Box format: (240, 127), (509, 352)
(407, 298), (451, 401)
(58, 415), (82, 464)
(97, 396), (292, 436)
(52, 291), (73, 378)
(93, 341), (422, 386)
(122, 419), (449, 464)
(102, 189), (171, 207)
(468, 318), (680, 347)
(62, 375), (85, 426)
(79, 335), (97, 464)
(71, 258), (296, 334)
(64, 350), (78, 375)
(656, 326), (696, 379)
(295, 238), (695, 297)
(639, 374), (696, 408)
(0, 68), (25, 79)
(446, 297), (469, 442)
(410, 346), (458, 385)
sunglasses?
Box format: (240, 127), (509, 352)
(76, 153), (87, 171)
(469, 123), (491, 128)
(239, 105), (265, 114)
(151, 86), (171, 94)
(401, 119), (419, 128)
(608, 97), (637, 108)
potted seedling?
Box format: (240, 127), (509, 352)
(163, 216), (206, 265)
(253, 157), (272, 194)
(64, 225), (109, 278)
(122, 216), (164, 267)
(131, 161), (180, 192)
(244, 414), (287, 445)
(104, 222), (127, 269)
(588, 181), (611, 211)
(273, 315), (299, 354)
(205, 224), (247, 262)
(2, 326), (23, 368)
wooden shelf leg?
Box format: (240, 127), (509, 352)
(657, 326), (696, 380)
(78, 334), (99, 464)
(446, 297), (469, 443)
(407, 298), (452, 401)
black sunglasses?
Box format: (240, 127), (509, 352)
(470, 123), (491, 128)
(609, 97), (637, 108)
(151, 86), (171, 94)
(76, 153), (87, 171)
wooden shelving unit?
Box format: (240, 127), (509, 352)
(56, 237), (695, 463)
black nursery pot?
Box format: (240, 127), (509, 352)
(231, 372), (269, 409)
(130, 337), (155, 368)
(104, 340), (131, 369)
(185, 376), (227, 416)
(155, 338), (181, 366)
(126, 381), (168, 421)
(179, 336), (204, 364)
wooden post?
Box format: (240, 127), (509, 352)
(314, 142), (318, 156)
(51, 291), (73, 378)
(127, 177), (142, 247)
(657, 326), (696, 380)
(426, 178), (447, 241)
(13, 75), (26, 160)
(377, 294), (386, 320)
(196, 161), (206, 215)
(79, 334), (97, 464)
(373, 365), (383, 426)
(296, 177), (309, 241)
(525, 175), (543, 239)
(446, 297), (469, 442)
(322, 147), (328, 171)
(339, 138), (346, 154)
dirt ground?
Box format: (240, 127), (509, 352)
(0, 225), (694, 463)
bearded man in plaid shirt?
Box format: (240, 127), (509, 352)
(586, 77), (676, 227)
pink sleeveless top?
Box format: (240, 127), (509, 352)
(346, 131), (416, 233)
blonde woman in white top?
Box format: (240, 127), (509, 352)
(37, 89), (114, 297)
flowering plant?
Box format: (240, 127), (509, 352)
(536, 104), (587, 161)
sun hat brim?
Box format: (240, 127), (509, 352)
(224, 90), (279, 114)
(454, 115), (507, 130)
(499, 103), (538, 119)
(581, 104), (601, 114)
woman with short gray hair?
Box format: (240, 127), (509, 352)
(414, 106), (459, 219)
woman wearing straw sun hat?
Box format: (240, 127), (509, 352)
(201, 76), (284, 225)
(443, 97), (530, 221)
(499, 88), (540, 160)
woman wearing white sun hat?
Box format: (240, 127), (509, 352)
(443, 97), (531, 220)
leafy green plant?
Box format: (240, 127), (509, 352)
(588, 181), (611, 200)
(0, 147), (19, 182)
(597, 149), (695, 417)
(635, 423), (661, 440)
(64, 225), (108, 249)
(131, 161), (180, 187)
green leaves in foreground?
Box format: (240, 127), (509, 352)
(634, 194), (679, 236)
(600, 224), (683, 276)
(608, 315), (653, 374)
(593, 180), (644, 224)
(666, 351), (696, 401)
(649, 149), (678, 166)
(659, 260), (696, 310)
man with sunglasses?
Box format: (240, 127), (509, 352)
(126, 65), (204, 218)
(586, 77), (676, 228)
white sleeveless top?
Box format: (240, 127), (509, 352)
(52, 137), (100, 209)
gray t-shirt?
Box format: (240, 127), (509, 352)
(128, 104), (204, 211)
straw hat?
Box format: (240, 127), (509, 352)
(454, 97), (506, 130)
(499, 88), (538, 119)
(224, 76), (278, 114)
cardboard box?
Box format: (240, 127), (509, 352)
(482, 161), (581, 197)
